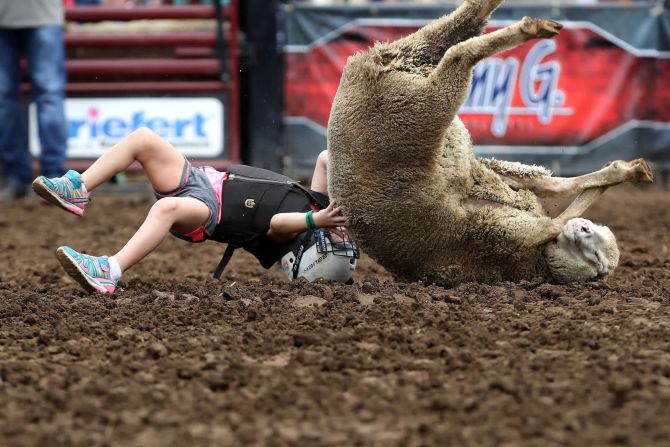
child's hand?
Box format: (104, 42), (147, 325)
(313, 199), (347, 229)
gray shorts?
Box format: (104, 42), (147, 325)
(154, 158), (223, 243)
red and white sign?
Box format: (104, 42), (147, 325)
(29, 97), (225, 159)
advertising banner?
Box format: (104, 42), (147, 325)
(29, 97), (225, 159)
(283, 4), (670, 176)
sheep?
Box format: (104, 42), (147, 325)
(327, 0), (654, 286)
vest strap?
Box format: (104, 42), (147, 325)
(213, 244), (237, 279)
(291, 183), (329, 209)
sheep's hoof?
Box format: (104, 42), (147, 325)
(520, 18), (563, 39)
(603, 159), (654, 183)
(631, 158), (654, 183)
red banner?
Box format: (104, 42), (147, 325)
(285, 23), (670, 147)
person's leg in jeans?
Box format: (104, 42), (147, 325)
(26, 26), (67, 179)
(0, 29), (32, 192)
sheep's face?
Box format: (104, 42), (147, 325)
(545, 218), (620, 283)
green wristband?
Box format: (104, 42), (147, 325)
(306, 210), (317, 230)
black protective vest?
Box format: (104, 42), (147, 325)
(210, 165), (328, 278)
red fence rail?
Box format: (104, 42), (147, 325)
(64, 32), (218, 48)
(66, 5), (219, 21)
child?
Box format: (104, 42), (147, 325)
(32, 127), (357, 294)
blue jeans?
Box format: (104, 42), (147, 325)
(0, 26), (67, 188)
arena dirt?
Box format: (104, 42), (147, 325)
(1, 184), (669, 447)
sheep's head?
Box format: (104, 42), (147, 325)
(544, 218), (620, 283)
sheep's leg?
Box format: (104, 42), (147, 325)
(556, 187), (607, 224)
(492, 159), (654, 198)
(391, 0), (504, 64)
(510, 160), (652, 247)
(472, 160), (649, 248)
(428, 17), (562, 121)
(467, 160), (544, 212)
(466, 185), (608, 249)
(549, 159), (653, 226)
(479, 158), (552, 181)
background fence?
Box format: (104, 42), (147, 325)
(21, 1), (670, 180)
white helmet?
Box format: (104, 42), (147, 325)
(280, 228), (359, 283)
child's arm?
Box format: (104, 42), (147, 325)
(267, 200), (347, 242)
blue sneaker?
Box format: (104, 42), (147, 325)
(56, 246), (117, 294)
(32, 170), (90, 217)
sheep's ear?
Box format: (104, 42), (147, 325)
(601, 226), (620, 272)
(545, 244), (599, 284)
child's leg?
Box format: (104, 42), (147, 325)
(112, 196), (210, 272)
(50, 128), (212, 291)
(33, 127), (186, 216)
(310, 150), (329, 196)
(82, 127), (185, 193)
(56, 196), (210, 294)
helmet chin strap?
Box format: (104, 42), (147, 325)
(291, 231), (316, 280)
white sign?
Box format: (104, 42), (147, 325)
(29, 97), (225, 158)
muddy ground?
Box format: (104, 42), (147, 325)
(0, 184), (669, 447)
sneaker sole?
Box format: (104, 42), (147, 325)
(56, 247), (109, 294)
(32, 178), (85, 217)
